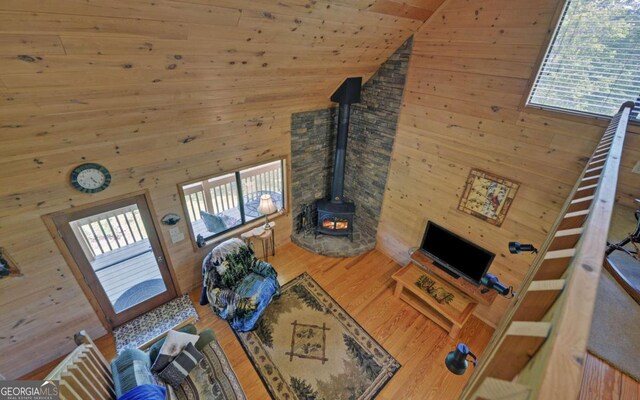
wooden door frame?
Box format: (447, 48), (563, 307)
(43, 190), (181, 331)
(53, 195), (177, 327)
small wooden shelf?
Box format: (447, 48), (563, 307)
(240, 221), (276, 261)
(410, 250), (497, 305)
(391, 251), (497, 339)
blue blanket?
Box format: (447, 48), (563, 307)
(201, 238), (280, 331)
(119, 384), (166, 400)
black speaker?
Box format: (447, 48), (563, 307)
(508, 241), (538, 254)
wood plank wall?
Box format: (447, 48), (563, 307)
(0, 0), (446, 379)
(377, 0), (640, 326)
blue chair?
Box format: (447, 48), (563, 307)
(199, 238), (280, 331)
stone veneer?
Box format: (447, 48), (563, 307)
(290, 37), (413, 257)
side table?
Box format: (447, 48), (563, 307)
(240, 221), (276, 261)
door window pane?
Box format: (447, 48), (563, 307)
(70, 204), (167, 313)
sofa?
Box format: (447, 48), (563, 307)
(111, 324), (245, 400)
(199, 238), (280, 331)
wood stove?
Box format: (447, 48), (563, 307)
(315, 77), (361, 241)
(316, 200), (354, 240)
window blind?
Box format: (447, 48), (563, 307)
(528, 0), (640, 122)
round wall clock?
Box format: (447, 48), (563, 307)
(70, 163), (112, 193)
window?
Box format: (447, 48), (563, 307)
(180, 159), (286, 245)
(528, 0), (640, 122)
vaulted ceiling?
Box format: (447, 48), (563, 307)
(0, 0), (447, 379)
(0, 0), (444, 126)
(0, 0), (449, 180)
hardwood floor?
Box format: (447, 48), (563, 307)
(22, 242), (640, 399)
(25, 241), (496, 399)
(580, 353), (640, 400)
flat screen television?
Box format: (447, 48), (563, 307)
(419, 221), (495, 286)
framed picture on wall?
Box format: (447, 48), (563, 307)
(457, 169), (519, 227)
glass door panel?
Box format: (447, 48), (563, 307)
(69, 204), (167, 313)
(53, 195), (176, 328)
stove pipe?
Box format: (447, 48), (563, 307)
(329, 77), (362, 203)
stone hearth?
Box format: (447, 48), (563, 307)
(292, 229), (376, 258)
(290, 37), (413, 257)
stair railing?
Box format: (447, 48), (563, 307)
(461, 101), (636, 400)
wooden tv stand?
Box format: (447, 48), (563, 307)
(391, 250), (497, 339)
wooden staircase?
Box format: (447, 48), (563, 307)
(45, 331), (115, 400)
(461, 101), (636, 400)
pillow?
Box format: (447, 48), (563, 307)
(195, 329), (216, 351)
(149, 324), (197, 364)
(200, 211), (227, 233)
(118, 384), (166, 400)
(219, 213), (240, 228)
(110, 349), (154, 398)
(150, 330), (199, 373)
(158, 343), (204, 387)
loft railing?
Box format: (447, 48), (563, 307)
(462, 102), (635, 400)
(70, 205), (148, 258)
(183, 161), (283, 222)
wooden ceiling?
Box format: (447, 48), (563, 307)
(0, 1), (447, 175)
(0, 1), (439, 119)
(0, 0), (447, 379)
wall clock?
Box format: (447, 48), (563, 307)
(70, 163), (112, 193)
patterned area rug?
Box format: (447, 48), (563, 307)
(114, 294), (198, 354)
(236, 273), (400, 399)
(170, 338), (246, 400)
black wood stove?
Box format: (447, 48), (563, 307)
(316, 77), (362, 241)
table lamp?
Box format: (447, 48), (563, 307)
(258, 194), (277, 230)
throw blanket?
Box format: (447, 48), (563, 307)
(206, 238), (246, 265)
(119, 384), (166, 400)
(200, 238), (280, 331)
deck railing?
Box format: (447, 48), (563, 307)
(70, 205), (148, 258)
(183, 173), (238, 221)
(183, 161), (283, 222)
(241, 162), (284, 204)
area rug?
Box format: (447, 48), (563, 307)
(236, 273), (400, 399)
(114, 294), (199, 354)
(588, 256), (640, 381)
(168, 337), (246, 400)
